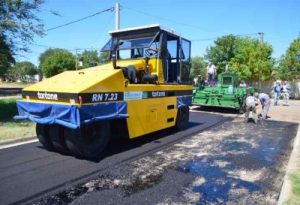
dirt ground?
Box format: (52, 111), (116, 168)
(0, 82), (32, 88)
(266, 100), (300, 123)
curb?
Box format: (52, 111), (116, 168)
(277, 121), (300, 204)
(0, 137), (37, 149)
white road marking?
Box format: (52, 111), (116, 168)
(0, 139), (38, 150)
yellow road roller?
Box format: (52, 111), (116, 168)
(15, 24), (193, 158)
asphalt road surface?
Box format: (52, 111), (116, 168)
(0, 112), (225, 205)
(36, 117), (298, 204)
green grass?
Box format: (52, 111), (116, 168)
(0, 98), (36, 143)
(0, 98), (19, 121)
(285, 173), (300, 205)
(290, 173), (300, 195)
(0, 121), (35, 142)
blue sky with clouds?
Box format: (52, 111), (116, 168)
(19, 0), (300, 66)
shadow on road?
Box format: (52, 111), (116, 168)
(192, 106), (240, 114)
(37, 121), (203, 163)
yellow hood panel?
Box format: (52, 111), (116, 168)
(24, 64), (125, 93)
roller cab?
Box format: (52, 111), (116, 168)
(16, 24), (193, 158)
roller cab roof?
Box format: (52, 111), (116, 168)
(108, 24), (181, 38)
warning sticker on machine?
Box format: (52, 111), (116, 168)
(124, 91), (143, 101)
(151, 91), (166, 97)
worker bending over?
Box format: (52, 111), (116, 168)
(245, 93), (258, 123)
(255, 92), (271, 120)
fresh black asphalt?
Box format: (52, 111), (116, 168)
(0, 112), (225, 205)
(63, 119), (298, 204)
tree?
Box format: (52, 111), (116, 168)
(39, 48), (64, 68)
(206, 35), (274, 81)
(79, 50), (100, 68)
(0, 0), (44, 54)
(190, 56), (207, 78)
(277, 37), (300, 81)
(40, 50), (75, 78)
(9, 61), (37, 82)
(0, 35), (15, 79)
(205, 35), (238, 73)
(99, 51), (110, 65)
(229, 38), (274, 81)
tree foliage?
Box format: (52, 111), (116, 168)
(206, 35), (274, 81)
(229, 38), (274, 81)
(205, 35), (237, 73)
(277, 37), (300, 81)
(40, 50), (75, 78)
(99, 51), (110, 65)
(0, 0), (44, 80)
(9, 61), (37, 82)
(190, 56), (207, 78)
(79, 50), (100, 68)
(38, 48), (64, 68)
(0, 35), (15, 79)
(0, 0), (44, 53)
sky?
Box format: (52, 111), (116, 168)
(18, 0), (300, 66)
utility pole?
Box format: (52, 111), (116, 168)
(75, 49), (79, 70)
(115, 2), (120, 30)
(258, 32), (264, 43)
(257, 32), (264, 89)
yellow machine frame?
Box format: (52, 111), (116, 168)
(16, 24), (193, 157)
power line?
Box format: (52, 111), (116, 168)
(237, 33), (259, 37)
(32, 43), (53, 48)
(123, 6), (262, 42)
(122, 6), (208, 31)
(192, 33), (260, 42)
(90, 12), (115, 44)
(32, 9), (116, 52)
(31, 14), (115, 52)
(31, 43), (102, 52)
(46, 7), (114, 32)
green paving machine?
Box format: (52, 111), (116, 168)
(192, 71), (254, 113)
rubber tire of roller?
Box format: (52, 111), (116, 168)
(36, 123), (53, 150)
(49, 124), (69, 154)
(64, 121), (110, 159)
(175, 106), (190, 131)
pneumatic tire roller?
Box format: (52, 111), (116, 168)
(15, 25), (193, 158)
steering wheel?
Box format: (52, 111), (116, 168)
(145, 48), (158, 57)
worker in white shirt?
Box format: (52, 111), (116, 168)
(245, 93), (258, 123)
(282, 81), (291, 106)
(207, 62), (216, 85)
(255, 92), (271, 120)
